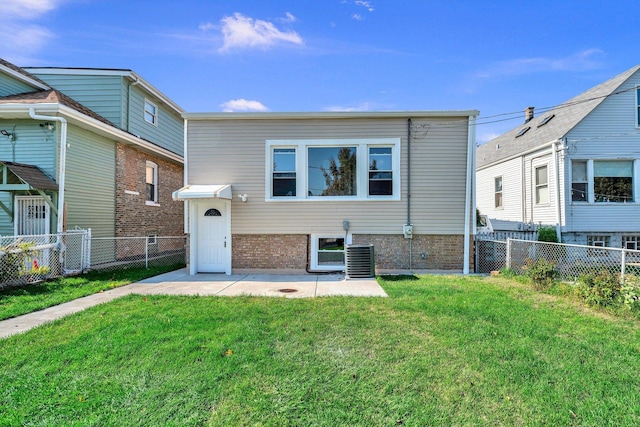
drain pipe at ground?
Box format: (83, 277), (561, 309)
(29, 108), (68, 234)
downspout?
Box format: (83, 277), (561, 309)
(29, 108), (67, 234)
(552, 139), (562, 242)
(407, 118), (412, 225)
(407, 118), (412, 270)
(463, 115), (476, 274)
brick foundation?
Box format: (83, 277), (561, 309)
(223, 233), (469, 272)
(115, 143), (184, 238)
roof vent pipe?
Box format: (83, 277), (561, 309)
(525, 106), (535, 123)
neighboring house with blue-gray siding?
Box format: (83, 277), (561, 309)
(0, 59), (184, 239)
(476, 64), (640, 249)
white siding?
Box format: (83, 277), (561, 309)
(564, 70), (640, 233)
(476, 157), (523, 222)
(187, 116), (471, 236)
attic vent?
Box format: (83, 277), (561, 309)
(537, 114), (555, 128)
(515, 127), (530, 138)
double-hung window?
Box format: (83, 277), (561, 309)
(571, 160), (588, 202)
(272, 148), (297, 197)
(144, 99), (158, 126)
(145, 161), (158, 205)
(266, 138), (400, 201)
(494, 176), (503, 208)
(535, 165), (549, 205)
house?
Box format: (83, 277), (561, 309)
(476, 64), (640, 249)
(0, 58), (184, 239)
(174, 111), (478, 275)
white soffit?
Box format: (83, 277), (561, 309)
(172, 184), (232, 200)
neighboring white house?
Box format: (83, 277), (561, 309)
(174, 111), (478, 275)
(476, 64), (640, 249)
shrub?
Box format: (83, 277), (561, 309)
(621, 274), (640, 312)
(537, 226), (558, 243)
(525, 258), (558, 290)
(577, 269), (621, 307)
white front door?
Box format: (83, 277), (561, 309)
(197, 201), (228, 273)
(15, 196), (50, 235)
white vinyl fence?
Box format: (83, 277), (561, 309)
(0, 230), (186, 288)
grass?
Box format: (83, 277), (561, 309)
(1, 274), (640, 426)
(0, 264), (183, 321)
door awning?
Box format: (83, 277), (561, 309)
(0, 161), (58, 191)
(172, 184), (232, 200)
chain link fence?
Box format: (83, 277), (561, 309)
(1, 231), (185, 288)
(0, 231), (89, 288)
(476, 237), (640, 282)
(89, 236), (186, 273)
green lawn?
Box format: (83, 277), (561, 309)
(1, 274), (640, 426)
(0, 264), (183, 321)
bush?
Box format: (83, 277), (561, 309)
(577, 269), (621, 307)
(621, 274), (640, 312)
(537, 226), (558, 243)
(525, 258), (558, 290)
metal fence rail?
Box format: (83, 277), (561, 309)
(476, 237), (640, 282)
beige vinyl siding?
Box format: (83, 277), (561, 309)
(187, 116), (471, 236)
(64, 125), (116, 237)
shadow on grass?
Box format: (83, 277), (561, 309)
(378, 274), (420, 282)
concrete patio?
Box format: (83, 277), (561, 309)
(0, 269), (386, 339)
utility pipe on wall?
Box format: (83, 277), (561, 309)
(29, 108), (68, 234)
(463, 115), (476, 274)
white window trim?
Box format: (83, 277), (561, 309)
(494, 175), (503, 209)
(265, 138), (401, 201)
(570, 160), (589, 203)
(310, 234), (351, 271)
(144, 99), (158, 126)
(534, 164), (550, 206)
(145, 161), (159, 206)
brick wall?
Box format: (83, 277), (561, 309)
(353, 234), (469, 270)
(232, 234), (308, 269)
(225, 233), (469, 271)
(115, 143), (184, 237)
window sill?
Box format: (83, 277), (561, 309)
(145, 201), (160, 207)
(266, 196), (401, 202)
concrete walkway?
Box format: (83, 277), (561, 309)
(0, 269), (386, 339)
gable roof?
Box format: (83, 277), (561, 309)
(0, 58), (50, 91)
(0, 89), (116, 127)
(477, 65), (640, 169)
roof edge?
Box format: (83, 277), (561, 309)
(183, 110), (479, 120)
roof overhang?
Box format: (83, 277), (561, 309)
(183, 110), (480, 120)
(172, 184), (232, 200)
(0, 161), (58, 191)
(0, 103), (183, 164)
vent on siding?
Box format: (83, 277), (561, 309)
(345, 244), (375, 279)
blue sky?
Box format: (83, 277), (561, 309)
(1, 0), (639, 143)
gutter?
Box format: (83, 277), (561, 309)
(29, 108), (67, 234)
(552, 140), (562, 242)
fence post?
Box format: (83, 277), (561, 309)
(145, 236), (149, 269)
(621, 249), (626, 282)
(506, 238), (512, 270)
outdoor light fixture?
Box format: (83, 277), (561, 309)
(40, 122), (55, 131)
(0, 128), (15, 141)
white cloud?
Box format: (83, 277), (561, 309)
(0, 0), (65, 62)
(220, 99), (269, 112)
(199, 22), (216, 32)
(217, 12), (303, 53)
(355, 1), (375, 12)
(476, 49), (606, 79)
(325, 102), (375, 112)
(279, 12), (297, 23)
(352, 14), (364, 21)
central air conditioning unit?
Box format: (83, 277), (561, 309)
(345, 244), (375, 279)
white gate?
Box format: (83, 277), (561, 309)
(15, 196), (50, 236)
